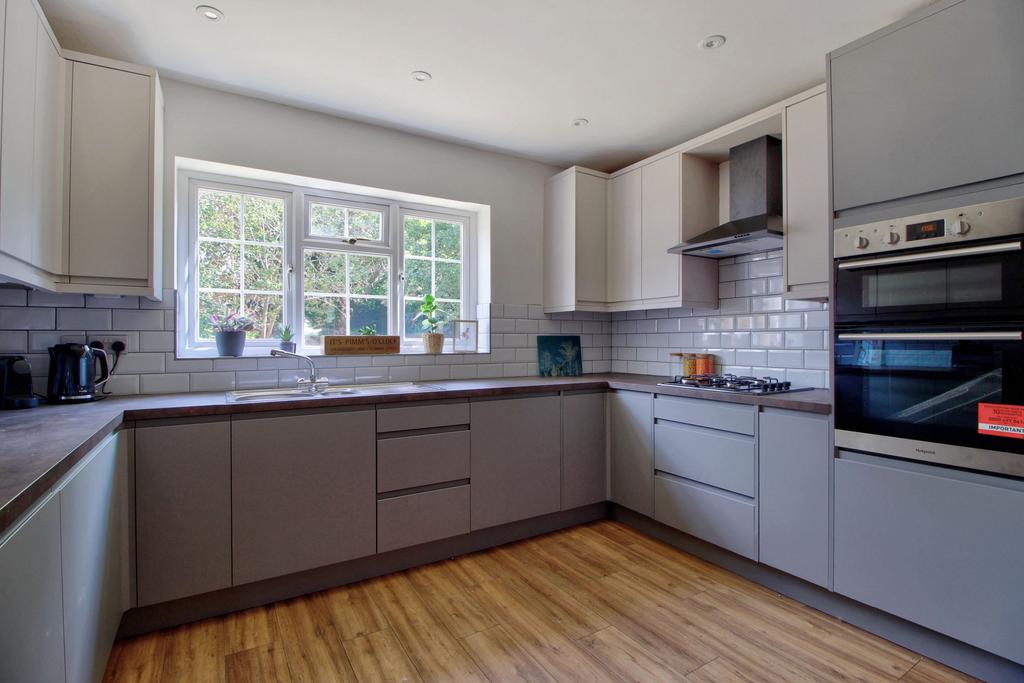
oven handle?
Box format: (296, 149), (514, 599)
(837, 331), (1024, 341)
(836, 241), (1022, 269)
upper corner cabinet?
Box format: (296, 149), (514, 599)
(829, 0), (1024, 214)
(65, 55), (164, 298)
(544, 167), (608, 313)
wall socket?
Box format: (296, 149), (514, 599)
(85, 335), (129, 353)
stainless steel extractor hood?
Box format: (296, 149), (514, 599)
(669, 135), (783, 258)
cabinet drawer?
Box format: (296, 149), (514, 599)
(377, 401), (470, 433)
(377, 485), (470, 553)
(654, 421), (754, 496)
(654, 474), (756, 560)
(377, 430), (470, 493)
(654, 395), (755, 435)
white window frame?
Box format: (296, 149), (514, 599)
(177, 170), (476, 357)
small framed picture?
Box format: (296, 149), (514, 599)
(448, 320), (478, 353)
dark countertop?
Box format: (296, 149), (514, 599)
(0, 374), (830, 536)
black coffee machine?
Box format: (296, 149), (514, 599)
(0, 356), (39, 409)
(47, 343), (109, 403)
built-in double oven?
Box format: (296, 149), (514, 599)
(833, 197), (1024, 477)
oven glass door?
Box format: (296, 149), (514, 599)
(834, 245), (1024, 324)
(834, 330), (1024, 455)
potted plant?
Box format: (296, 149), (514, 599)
(356, 324), (377, 336)
(414, 294), (446, 354)
(277, 325), (296, 353)
(209, 311), (254, 357)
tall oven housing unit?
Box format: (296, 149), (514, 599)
(828, 0), (1024, 667)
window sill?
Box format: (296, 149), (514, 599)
(176, 347), (491, 360)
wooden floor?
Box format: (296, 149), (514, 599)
(103, 521), (977, 682)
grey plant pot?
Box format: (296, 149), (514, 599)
(279, 341), (297, 353)
(215, 330), (246, 357)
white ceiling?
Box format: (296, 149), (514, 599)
(39, 0), (930, 172)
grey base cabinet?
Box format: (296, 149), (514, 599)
(0, 493), (66, 683)
(232, 408), (376, 584)
(136, 418), (232, 605)
(59, 434), (128, 683)
(835, 452), (1024, 665)
(758, 409), (830, 588)
(609, 390), (654, 516)
(471, 395), (561, 530)
(562, 390), (607, 510)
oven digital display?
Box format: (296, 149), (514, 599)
(906, 219), (945, 241)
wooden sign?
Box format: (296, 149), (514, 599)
(323, 335), (400, 356)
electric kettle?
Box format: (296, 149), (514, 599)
(47, 343), (110, 403)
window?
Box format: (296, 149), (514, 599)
(181, 172), (474, 356)
(402, 212), (466, 339)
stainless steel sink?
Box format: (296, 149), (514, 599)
(225, 382), (442, 402)
(225, 386), (357, 402)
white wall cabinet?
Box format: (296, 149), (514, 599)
(782, 90), (830, 300)
(0, 0), (163, 298)
(0, 0), (42, 270)
(546, 154), (718, 313)
(606, 168), (642, 303)
(65, 57), (162, 296)
(638, 152), (718, 310)
(543, 167), (607, 313)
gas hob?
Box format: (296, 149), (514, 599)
(657, 374), (813, 395)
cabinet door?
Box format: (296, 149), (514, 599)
(607, 169), (642, 303)
(33, 25), (65, 275)
(544, 171), (575, 311)
(60, 433), (127, 683)
(574, 171), (607, 304)
(830, 1), (1024, 211)
(783, 91), (829, 299)
(641, 154), (681, 300)
(835, 452), (1024, 665)
(609, 390), (653, 516)
(562, 390), (607, 510)
(0, 494), (66, 683)
(232, 409), (376, 584)
(136, 419), (231, 605)
(0, 0), (39, 265)
(471, 395), (561, 530)
(69, 62), (151, 280)
(758, 409), (830, 587)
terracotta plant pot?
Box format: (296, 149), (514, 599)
(423, 332), (444, 354)
(215, 330), (246, 357)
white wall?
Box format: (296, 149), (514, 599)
(160, 78), (559, 304)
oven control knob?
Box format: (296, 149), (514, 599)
(951, 219), (971, 236)
(855, 236), (870, 249)
(885, 231), (900, 245)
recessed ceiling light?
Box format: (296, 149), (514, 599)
(572, 118), (590, 127)
(699, 34), (726, 50)
(410, 70), (432, 82)
(196, 5), (223, 21)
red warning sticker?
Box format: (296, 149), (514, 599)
(978, 403), (1024, 439)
